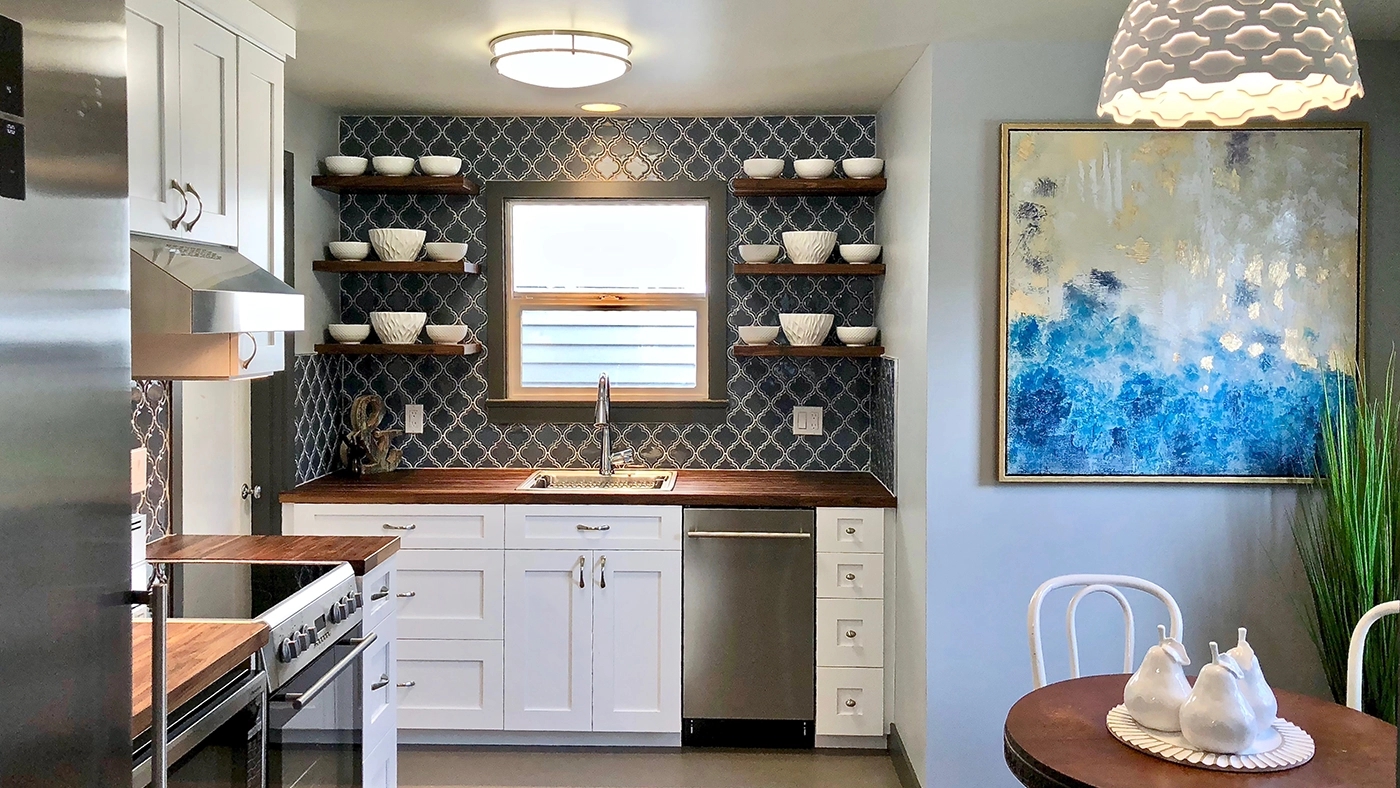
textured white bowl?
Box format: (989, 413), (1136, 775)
(842, 157), (885, 179)
(328, 324), (371, 344)
(328, 241), (370, 261)
(779, 313), (834, 346)
(781, 231), (837, 264)
(368, 228), (426, 261)
(738, 244), (781, 263)
(737, 326), (780, 345)
(836, 326), (879, 347)
(839, 244), (882, 263)
(793, 158), (835, 179)
(424, 242), (468, 262)
(371, 155), (415, 176)
(418, 155), (462, 176)
(370, 312), (426, 344)
(742, 158), (784, 179)
(425, 324), (469, 344)
(324, 156), (368, 176)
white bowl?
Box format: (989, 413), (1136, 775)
(742, 158), (784, 179)
(793, 158), (835, 179)
(418, 155), (462, 176)
(324, 156), (368, 176)
(424, 242), (468, 262)
(371, 155), (415, 176)
(328, 241), (370, 261)
(368, 228), (426, 261)
(370, 311), (426, 344)
(779, 313), (834, 346)
(836, 326), (879, 347)
(839, 244), (882, 263)
(737, 326), (780, 345)
(738, 244), (781, 263)
(327, 323), (371, 344)
(781, 231), (838, 264)
(425, 324), (469, 344)
(842, 157), (885, 179)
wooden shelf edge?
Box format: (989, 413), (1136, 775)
(312, 260), (481, 274)
(733, 344), (884, 358)
(311, 174), (481, 196)
(732, 177), (886, 197)
(734, 263), (884, 276)
(315, 342), (483, 357)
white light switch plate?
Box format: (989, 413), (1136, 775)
(130, 447), (147, 494)
(405, 403), (424, 434)
(793, 406), (823, 436)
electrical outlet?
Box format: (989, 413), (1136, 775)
(792, 406), (823, 436)
(405, 403), (424, 434)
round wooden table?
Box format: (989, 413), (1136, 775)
(1004, 675), (1396, 788)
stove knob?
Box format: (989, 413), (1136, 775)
(278, 637), (300, 662)
(344, 594), (357, 613)
(337, 600), (350, 620)
(352, 591), (363, 609)
(295, 629), (311, 651)
(327, 602), (344, 624)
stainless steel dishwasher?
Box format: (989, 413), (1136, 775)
(682, 508), (815, 748)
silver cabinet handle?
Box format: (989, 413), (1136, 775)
(396, 591), (416, 599)
(845, 527), (856, 534)
(576, 524), (611, 532)
(240, 484), (262, 501)
(370, 586), (390, 601)
(370, 674), (390, 691)
(167, 180), (188, 230)
(576, 555), (586, 588)
(182, 183), (203, 231)
(597, 555), (606, 589)
(846, 699), (857, 707)
(397, 681), (416, 689)
(238, 333), (257, 370)
(846, 630), (857, 639)
(687, 531), (811, 539)
(383, 523), (416, 531)
(845, 573), (856, 581)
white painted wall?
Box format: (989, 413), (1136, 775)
(178, 380), (253, 616)
(284, 89), (341, 353)
(875, 46), (932, 787)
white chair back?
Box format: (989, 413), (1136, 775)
(1028, 574), (1184, 689)
(1346, 600), (1399, 711)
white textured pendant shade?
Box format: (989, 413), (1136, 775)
(1099, 0), (1364, 127)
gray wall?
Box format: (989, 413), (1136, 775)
(284, 90), (341, 355)
(919, 38), (1400, 787)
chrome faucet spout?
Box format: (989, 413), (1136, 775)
(596, 374), (614, 476)
(594, 374), (610, 427)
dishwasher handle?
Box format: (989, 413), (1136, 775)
(686, 530), (811, 539)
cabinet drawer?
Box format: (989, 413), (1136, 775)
(817, 553), (884, 600)
(362, 722), (397, 788)
(359, 557), (397, 634)
(816, 667), (884, 736)
(505, 505), (681, 551)
(285, 504), (505, 549)
(396, 550), (503, 640)
(816, 508), (884, 553)
(361, 618), (397, 741)
(817, 599), (884, 668)
(397, 640), (505, 731)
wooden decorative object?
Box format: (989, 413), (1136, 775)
(338, 394), (403, 476)
(1106, 705), (1315, 773)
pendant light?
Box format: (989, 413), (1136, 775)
(490, 30), (632, 89)
(1099, 0), (1363, 127)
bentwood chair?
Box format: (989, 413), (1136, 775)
(1027, 574), (1184, 689)
(1346, 600), (1400, 711)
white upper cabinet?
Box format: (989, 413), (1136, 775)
(126, 0), (182, 236)
(175, 5), (238, 245)
(234, 38), (284, 376)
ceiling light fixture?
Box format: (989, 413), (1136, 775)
(578, 102), (626, 113)
(1099, 0), (1363, 127)
(489, 30), (632, 89)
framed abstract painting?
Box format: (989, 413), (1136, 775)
(999, 123), (1365, 483)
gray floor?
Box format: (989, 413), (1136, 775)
(399, 747), (904, 788)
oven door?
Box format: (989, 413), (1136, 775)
(268, 624), (395, 788)
(133, 669), (267, 788)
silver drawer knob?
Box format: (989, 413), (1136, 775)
(846, 630), (857, 639)
(845, 527), (856, 535)
(383, 523), (416, 531)
(846, 699), (857, 707)
(845, 573), (856, 580)
(397, 591), (417, 599)
(397, 681), (417, 689)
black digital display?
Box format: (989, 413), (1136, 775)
(0, 15), (20, 119)
(0, 119), (22, 201)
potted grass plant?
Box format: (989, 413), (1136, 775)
(1292, 363), (1397, 722)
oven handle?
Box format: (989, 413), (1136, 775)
(274, 633), (378, 710)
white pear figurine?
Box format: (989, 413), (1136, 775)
(1180, 642), (1258, 754)
(1226, 627), (1279, 740)
(1123, 624), (1192, 731)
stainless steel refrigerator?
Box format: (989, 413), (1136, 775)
(0, 0), (132, 784)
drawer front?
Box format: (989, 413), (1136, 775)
(285, 504), (505, 549)
(816, 508), (884, 554)
(817, 599), (884, 668)
(816, 667), (885, 736)
(359, 557), (397, 633)
(397, 639), (504, 731)
(396, 550), (504, 640)
(817, 553), (884, 600)
(362, 722), (397, 788)
(505, 505), (681, 551)
(361, 618), (398, 741)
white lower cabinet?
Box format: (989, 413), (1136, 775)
(591, 550), (682, 733)
(396, 549), (504, 640)
(397, 639), (504, 730)
(815, 507), (886, 742)
(816, 667), (885, 736)
(503, 550), (594, 732)
(362, 724), (398, 788)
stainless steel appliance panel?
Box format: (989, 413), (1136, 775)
(682, 508), (815, 721)
(0, 0), (131, 783)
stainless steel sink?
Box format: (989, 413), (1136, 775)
(517, 469), (678, 492)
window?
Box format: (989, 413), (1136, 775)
(486, 181), (728, 422)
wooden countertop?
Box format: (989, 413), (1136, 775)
(280, 468), (896, 508)
(147, 534), (400, 575)
(131, 620), (269, 738)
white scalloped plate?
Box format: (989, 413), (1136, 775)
(1106, 705), (1315, 772)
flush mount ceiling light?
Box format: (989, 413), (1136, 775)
(578, 102), (626, 113)
(1099, 0), (1363, 127)
(489, 30), (631, 89)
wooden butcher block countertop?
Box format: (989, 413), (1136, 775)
(281, 468), (896, 508)
(147, 534), (400, 575)
(131, 619), (268, 738)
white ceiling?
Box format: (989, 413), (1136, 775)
(271, 0), (1400, 116)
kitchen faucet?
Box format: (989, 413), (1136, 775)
(594, 374), (635, 476)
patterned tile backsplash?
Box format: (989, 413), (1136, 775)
(132, 380), (171, 540)
(294, 115), (894, 485)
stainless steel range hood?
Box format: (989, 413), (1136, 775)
(131, 235), (304, 335)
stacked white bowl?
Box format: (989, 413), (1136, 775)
(368, 228), (426, 262)
(779, 313), (835, 346)
(781, 231), (837, 264)
(370, 311), (426, 344)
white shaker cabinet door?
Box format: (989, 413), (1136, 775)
(591, 550), (681, 733)
(396, 549), (504, 641)
(503, 551), (593, 731)
(175, 5), (238, 246)
(234, 39), (286, 378)
(125, 0), (183, 238)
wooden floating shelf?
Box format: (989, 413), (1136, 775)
(733, 344), (884, 358)
(731, 177), (886, 197)
(313, 260), (481, 274)
(315, 342), (483, 357)
(734, 263), (884, 276)
(311, 175), (480, 195)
